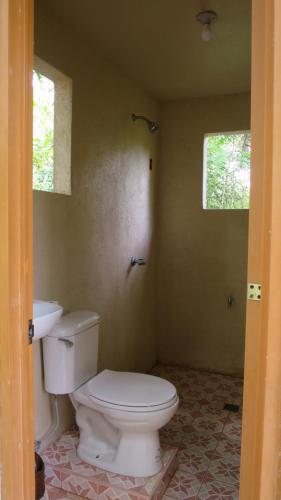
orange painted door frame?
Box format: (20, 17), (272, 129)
(0, 0), (281, 499)
(0, 0), (34, 498)
(240, 0), (281, 498)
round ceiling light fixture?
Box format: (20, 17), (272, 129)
(196, 10), (217, 42)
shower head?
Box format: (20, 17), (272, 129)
(131, 114), (160, 133)
(148, 120), (160, 133)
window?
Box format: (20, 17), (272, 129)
(33, 57), (72, 194)
(203, 131), (251, 209)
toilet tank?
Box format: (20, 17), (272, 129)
(43, 311), (100, 395)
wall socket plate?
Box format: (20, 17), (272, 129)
(247, 283), (262, 301)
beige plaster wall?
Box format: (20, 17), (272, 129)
(33, 192), (73, 440)
(33, 2), (159, 442)
(157, 93), (250, 376)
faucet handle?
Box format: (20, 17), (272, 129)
(131, 257), (146, 266)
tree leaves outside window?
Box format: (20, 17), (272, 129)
(204, 132), (251, 209)
(33, 70), (54, 192)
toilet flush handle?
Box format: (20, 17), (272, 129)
(57, 338), (74, 348)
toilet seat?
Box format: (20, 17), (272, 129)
(83, 369), (178, 413)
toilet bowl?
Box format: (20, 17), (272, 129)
(71, 369), (178, 476)
(43, 311), (179, 477)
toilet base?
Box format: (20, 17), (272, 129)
(41, 427), (179, 499)
(71, 383), (178, 478)
(77, 430), (162, 477)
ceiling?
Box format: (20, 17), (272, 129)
(43, 0), (251, 101)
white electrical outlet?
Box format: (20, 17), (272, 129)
(247, 283), (262, 301)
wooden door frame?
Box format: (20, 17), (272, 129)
(0, 0), (34, 498)
(0, 0), (281, 498)
(240, 0), (281, 498)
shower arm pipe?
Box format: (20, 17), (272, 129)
(131, 113), (159, 133)
(132, 113), (150, 123)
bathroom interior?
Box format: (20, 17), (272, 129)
(33, 1), (251, 498)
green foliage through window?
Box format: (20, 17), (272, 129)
(204, 132), (251, 209)
(33, 70), (54, 192)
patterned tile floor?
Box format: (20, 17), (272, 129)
(42, 429), (177, 499)
(153, 365), (243, 500)
(44, 364), (243, 500)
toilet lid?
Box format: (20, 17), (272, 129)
(87, 369), (177, 408)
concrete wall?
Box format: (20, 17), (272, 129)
(33, 2), (159, 442)
(157, 93), (250, 376)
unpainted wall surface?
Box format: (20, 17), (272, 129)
(33, 1), (159, 441)
(157, 93), (250, 376)
(33, 192), (73, 441)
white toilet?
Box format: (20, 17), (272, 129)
(43, 311), (178, 477)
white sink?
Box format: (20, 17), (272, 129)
(33, 300), (63, 340)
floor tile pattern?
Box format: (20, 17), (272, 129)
(151, 365), (243, 500)
(44, 365), (243, 500)
(42, 428), (178, 499)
